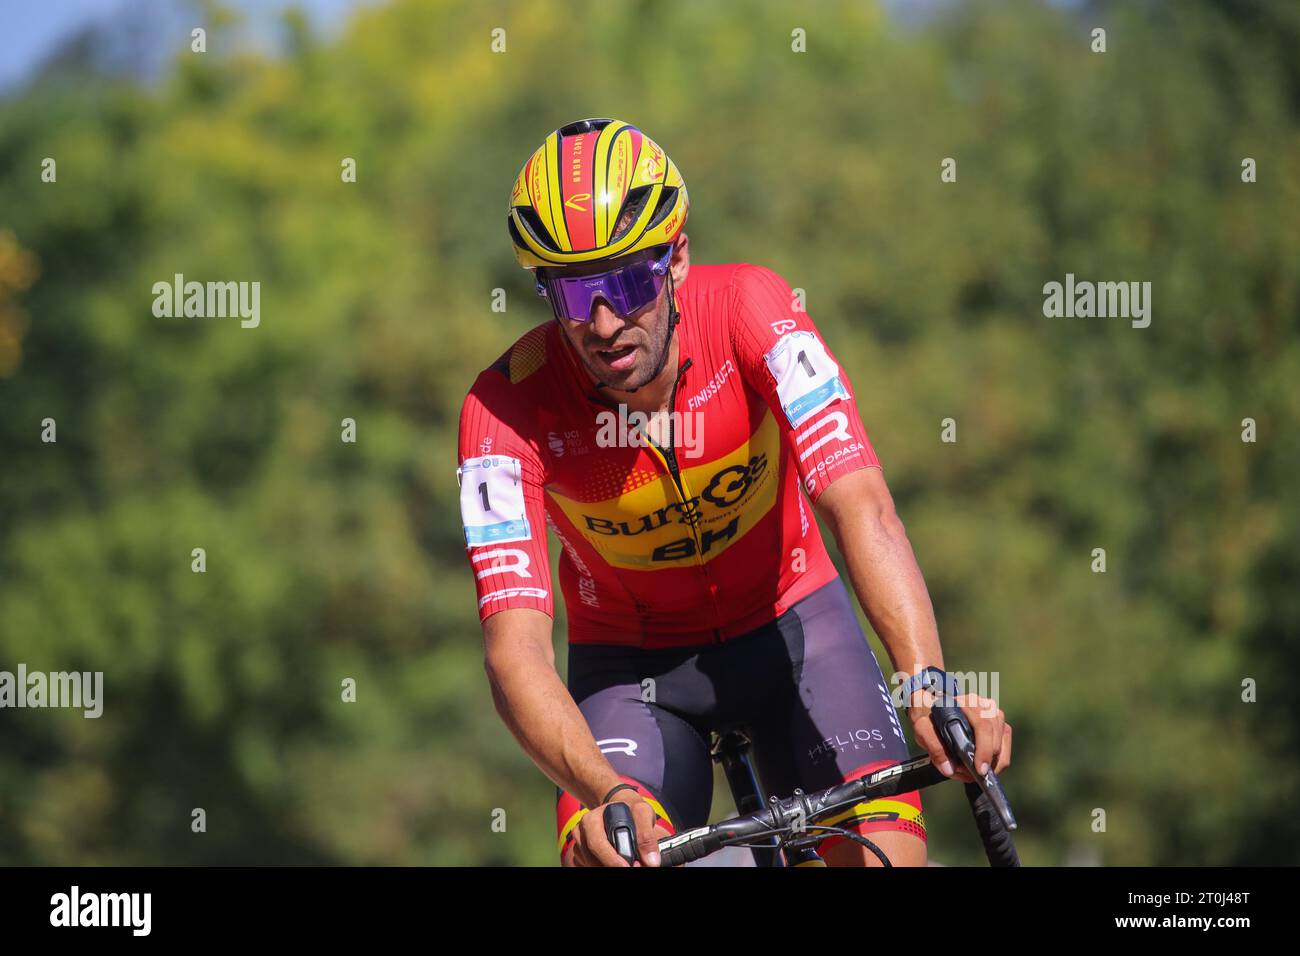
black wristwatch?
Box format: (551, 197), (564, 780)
(900, 666), (958, 707)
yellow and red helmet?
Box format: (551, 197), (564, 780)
(507, 118), (689, 270)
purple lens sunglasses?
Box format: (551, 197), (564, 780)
(536, 246), (673, 323)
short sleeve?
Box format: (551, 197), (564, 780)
(457, 372), (553, 622)
(728, 264), (881, 502)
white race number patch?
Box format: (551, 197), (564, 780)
(458, 455), (531, 546)
(763, 331), (850, 428)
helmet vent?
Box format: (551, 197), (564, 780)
(611, 186), (652, 241)
(511, 206), (560, 251)
(558, 117), (613, 137)
(646, 186), (679, 230)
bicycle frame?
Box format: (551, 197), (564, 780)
(711, 728), (899, 867)
(711, 729), (782, 867)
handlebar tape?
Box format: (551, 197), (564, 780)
(964, 782), (1021, 867)
(658, 826), (721, 867)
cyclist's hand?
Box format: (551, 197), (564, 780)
(908, 692), (1012, 784)
(563, 791), (666, 867)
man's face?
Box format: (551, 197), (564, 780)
(547, 251), (674, 392)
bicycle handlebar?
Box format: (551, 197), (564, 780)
(657, 700), (1020, 867)
(930, 698), (1017, 831)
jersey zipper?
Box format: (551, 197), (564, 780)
(655, 358), (691, 495)
(644, 358), (725, 643)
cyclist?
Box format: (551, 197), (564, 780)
(457, 118), (1012, 866)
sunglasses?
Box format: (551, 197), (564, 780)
(535, 246), (673, 323)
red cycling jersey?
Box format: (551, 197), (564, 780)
(457, 262), (881, 648)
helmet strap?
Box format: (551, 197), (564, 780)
(640, 271), (680, 385)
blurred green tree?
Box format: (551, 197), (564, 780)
(0, 0), (1296, 865)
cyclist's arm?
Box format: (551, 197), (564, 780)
(812, 468), (942, 679)
(727, 263), (942, 676)
(727, 264), (968, 775)
(458, 376), (661, 859)
(481, 607), (623, 809)
(729, 264), (1009, 782)
(818, 469), (1011, 780)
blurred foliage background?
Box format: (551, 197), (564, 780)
(1, 0), (1297, 865)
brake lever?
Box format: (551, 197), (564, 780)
(930, 699), (1017, 831)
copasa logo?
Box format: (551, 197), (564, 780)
(581, 453), (768, 562)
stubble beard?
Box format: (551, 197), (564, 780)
(585, 299), (672, 394)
